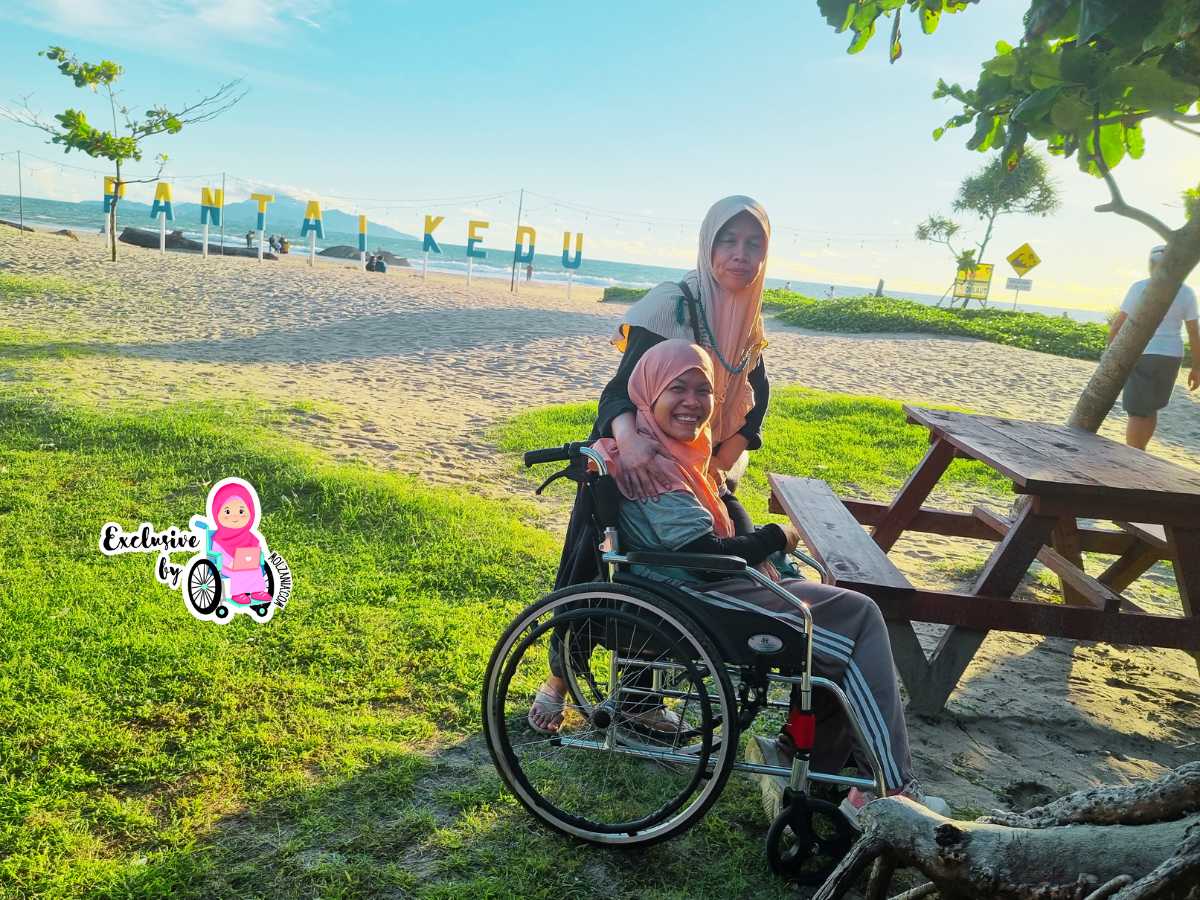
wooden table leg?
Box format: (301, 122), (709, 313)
(872, 437), (957, 552)
(1165, 526), (1200, 676)
(907, 503), (1057, 716)
(1098, 542), (1160, 593)
(1050, 517), (1090, 607)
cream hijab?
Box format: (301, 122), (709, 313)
(615, 195), (770, 446)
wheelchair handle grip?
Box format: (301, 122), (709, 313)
(523, 442), (589, 467)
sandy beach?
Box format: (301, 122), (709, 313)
(3, 226), (1199, 817)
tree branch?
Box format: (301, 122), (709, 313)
(1090, 114), (1175, 241)
(1165, 118), (1200, 138)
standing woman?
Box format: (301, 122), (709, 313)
(530, 195), (774, 732)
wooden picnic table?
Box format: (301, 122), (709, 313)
(768, 405), (1200, 715)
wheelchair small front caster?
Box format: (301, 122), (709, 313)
(214, 604), (230, 621)
(765, 792), (856, 885)
(252, 603), (271, 618)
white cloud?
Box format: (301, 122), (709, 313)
(4, 0), (331, 48)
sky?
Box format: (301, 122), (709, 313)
(0, 0), (1195, 311)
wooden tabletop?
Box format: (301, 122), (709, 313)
(905, 406), (1200, 507)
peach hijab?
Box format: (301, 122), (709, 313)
(615, 196), (770, 446)
(592, 339), (734, 537)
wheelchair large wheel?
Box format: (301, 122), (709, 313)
(482, 583), (738, 847)
(186, 558), (222, 615)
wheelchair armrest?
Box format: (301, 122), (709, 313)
(622, 551), (748, 574)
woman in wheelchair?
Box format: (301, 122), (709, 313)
(528, 339), (946, 824)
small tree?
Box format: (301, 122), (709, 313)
(815, 0), (1200, 434)
(918, 153), (1060, 307)
(1, 47), (245, 261)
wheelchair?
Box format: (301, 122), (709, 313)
(184, 516), (275, 620)
(481, 442), (887, 884)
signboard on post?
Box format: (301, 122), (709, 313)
(1006, 276), (1033, 310)
(952, 263), (993, 302)
(1006, 243), (1041, 276)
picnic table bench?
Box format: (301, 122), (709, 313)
(768, 406), (1200, 715)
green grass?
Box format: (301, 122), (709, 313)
(0, 388), (798, 899)
(495, 387), (1009, 521)
(599, 287), (650, 304)
(0, 272), (94, 302)
(763, 291), (1114, 362)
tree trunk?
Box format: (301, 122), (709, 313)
(110, 165), (120, 262)
(811, 763), (1200, 900)
(1068, 215), (1200, 433)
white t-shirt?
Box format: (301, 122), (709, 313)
(1119, 278), (1198, 358)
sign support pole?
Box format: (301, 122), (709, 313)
(567, 271), (573, 301)
(159, 211), (167, 254)
(219, 172), (226, 256)
(308, 230), (316, 267)
(467, 255), (473, 286)
(422, 251), (429, 280)
(203, 222), (209, 259)
(510, 187), (525, 293)
(16, 151), (24, 234)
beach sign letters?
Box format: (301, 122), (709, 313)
(300, 200), (324, 239)
(200, 187), (223, 226)
(150, 182), (174, 221)
(112, 178), (588, 271)
(103, 175), (126, 213)
(1007, 243), (1041, 277)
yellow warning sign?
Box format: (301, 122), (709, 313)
(952, 263), (993, 301)
(1007, 243), (1041, 276)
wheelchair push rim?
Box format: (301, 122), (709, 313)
(482, 586), (738, 846)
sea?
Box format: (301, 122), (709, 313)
(0, 193), (1108, 323)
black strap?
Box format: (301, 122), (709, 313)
(678, 280), (704, 345)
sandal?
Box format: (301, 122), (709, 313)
(527, 682), (566, 735)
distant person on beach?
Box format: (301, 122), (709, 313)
(529, 195), (778, 733)
(268, 235), (278, 253)
(245, 230), (254, 249)
(1109, 245), (1200, 449)
(280, 237), (290, 254)
(826, 284), (836, 299)
(525, 262), (534, 282)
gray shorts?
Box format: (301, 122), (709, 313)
(1122, 354), (1182, 417)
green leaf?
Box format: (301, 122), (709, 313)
(982, 52), (1018, 76)
(1124, 122), (1146, 159)
(1050, 94), (1089, 131)
(1120, 63), (1199, 111)
(921, 2), (942, 35)
(1012, 86), (1064, 124)
(932, 126), (946, 140)
(848, 20), (876, 54)
(1078, 0), (1123, 44)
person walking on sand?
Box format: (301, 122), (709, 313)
(245, 230), (254, 249)
(525, 262), (534, 282)
(1108, 244), (1200, 449)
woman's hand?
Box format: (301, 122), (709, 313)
(616, 428), (677, 500)
(780, 523), (801, 553)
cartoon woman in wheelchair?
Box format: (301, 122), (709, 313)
(183, 477), (276, 623)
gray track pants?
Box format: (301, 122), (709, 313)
(681, 577), (913, 791)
